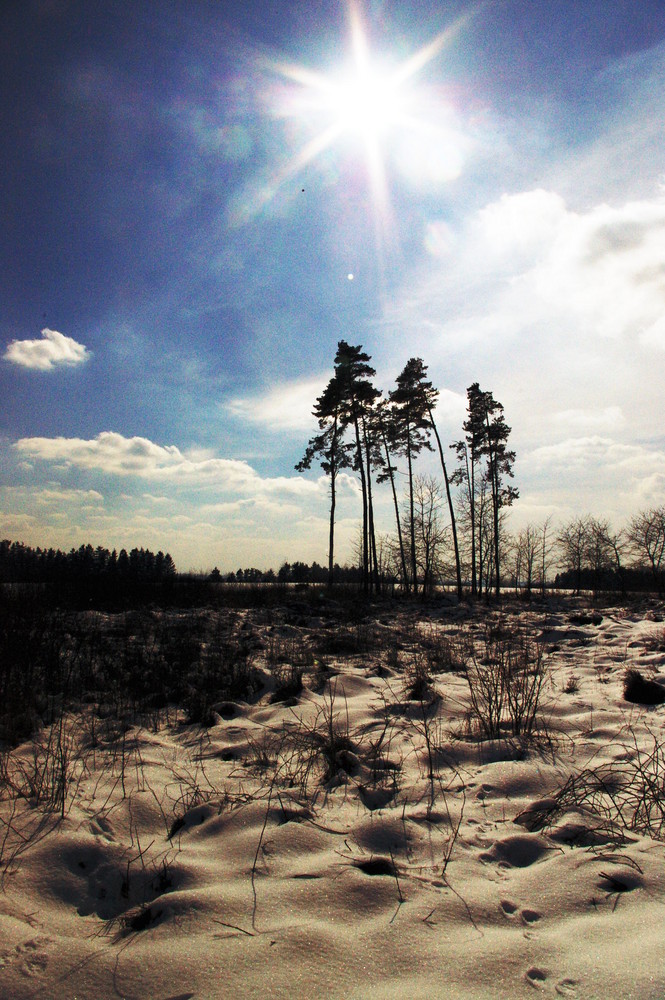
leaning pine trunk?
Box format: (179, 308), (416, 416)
(428, 406), (463, 599)
(380, 421), (409, 593)
(363, 417), (380, 595)
(407, 428), (418, 595)
(328, 470), (336, 589)
(353, 413), (369, 593)
(485, 414), (501, 597)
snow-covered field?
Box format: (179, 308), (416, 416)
(1, 597), (665, 1000)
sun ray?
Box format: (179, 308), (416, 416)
(392, 25), (460, 87)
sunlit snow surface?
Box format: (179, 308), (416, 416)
(1, 598), (665, 999)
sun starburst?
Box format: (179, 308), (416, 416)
(231, 2), (467, 281)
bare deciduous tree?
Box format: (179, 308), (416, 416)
(557, 516), (591, 594)
(626, 507), (665, 592)
(409, 475), (448, 598)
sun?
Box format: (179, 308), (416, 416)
(326, 64), (405, 139)
(231, 0), (466, 265)
(321, 4), (412, 144)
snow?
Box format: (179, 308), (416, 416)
(1, 598), (665, 999)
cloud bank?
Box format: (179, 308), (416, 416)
(13, 431), (321, 496)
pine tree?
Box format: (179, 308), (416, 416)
(391, 359), (463, 598)
(390, 359), (434, 594)
(452, 383), (493, 597)
(333, 341), (381, 594)
(483, 394), (518, 595)
(296, 374), (351, 588)
(374, 399), (410, 593)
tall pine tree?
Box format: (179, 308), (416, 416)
(334, 341), (381, 594)
(296, 374), (351, 588)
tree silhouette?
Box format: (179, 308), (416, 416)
(556, 516), (591, 595)
(374, 399), (410, 593)
(296, 374), (351, 588)
(390, 359), (435, 594)
(399, 360), (463, 599)
(626, 507), (665, 592)
(333, 341), (381, 594)
(452, 383), (492, 596)
(483, 392), (518, 595)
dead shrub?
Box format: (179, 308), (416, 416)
(464, 624), (548, 740)
(516, 727), (665, 844)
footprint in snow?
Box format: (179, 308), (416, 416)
(555, 980), (579, 997)
(480, 833), (554, 869)
(0, 937), (52, 979)
(525, 967), (548, 989)
(500, 900), (542, 936)
(500, 899), (518, 916)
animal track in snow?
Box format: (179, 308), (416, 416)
(481, 833), (554, 868)
(0, 937), (52, 979)
(555, 980), (579, 997)
(525, 966), (548, 988)
(499, 899), (542, 929)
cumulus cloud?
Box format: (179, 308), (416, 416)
(13, 431), (322, 496)
(520, 435), (665, 520)
(531, 195), (665, 346)
(386, 189), (665, 360)
(4, 328), (91, 371)
(529, 434), (665, 490)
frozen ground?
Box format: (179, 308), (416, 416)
(1, 597), (665, 999)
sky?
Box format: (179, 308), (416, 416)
(2, 0), (665, 572)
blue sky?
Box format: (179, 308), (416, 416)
(2, 0), (665, 571)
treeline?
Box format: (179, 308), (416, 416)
(0, 540), (176, 585)
(297, 341), (516, 597)
(211, 561), (362, 584)
(551, 510), (665, 596)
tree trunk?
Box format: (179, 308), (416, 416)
(363, 417), (379, 595)
(468, 450), (477, 597)
(485, 415), (501, 597)
(428, 406), (463, 599)
(380, 422), (409, 593)
(327, 418), (339, 589)
(353, 413), (369, 593)
(407, 428), (418, 595)
(328, 471), (336, 589)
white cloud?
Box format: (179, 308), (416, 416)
(498, 432), (664, 535)
(0, 510), (38, 534)
(225, 375), (326, 432)
(14, 432), (251, 482)
(386, 189), (665, 361)
(430, 388), (467, 425)
(13, 431), (323, 497)
(4, 329), (91, 371)
(468, 190), (665, 348)
(529, 435), (663, 473)
(525, 435), (665, 515)
(477, 189), (569, 262)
